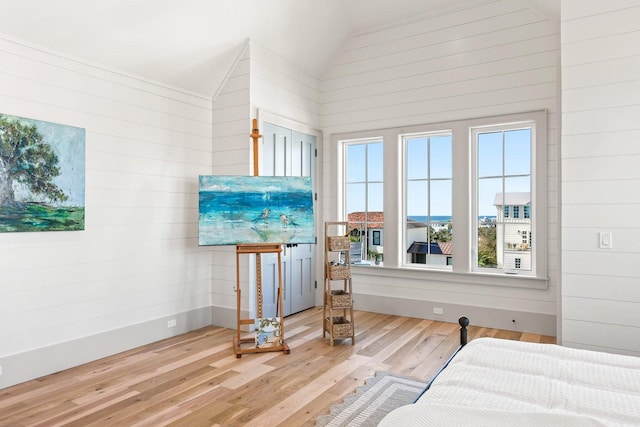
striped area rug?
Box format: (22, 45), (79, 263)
(315, 371), (427, 427)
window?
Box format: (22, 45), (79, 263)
(344, 139), (383, 263)
(474, 123), (534, 274)
(372, 230), (381, 246)
(336, 110), (546, 286)
(404, 132), (452, 267)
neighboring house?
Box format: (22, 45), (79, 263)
(406, 217), (428, 256)
(406, 218), (452, 265)
(407, 241), (452, 266)
(351, 213), (453, 265)
(348, 211), (383, 261)
(494, 192), (531, 271)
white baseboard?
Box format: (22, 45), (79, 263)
(0, 307), (211, 390)
(211, 305), (241, 329)
(353, 293), (556, 337)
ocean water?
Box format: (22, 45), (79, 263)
(408, 216), (496, 223)
(408, 215), (451, 223)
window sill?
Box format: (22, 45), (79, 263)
(350, 264), (548, 290)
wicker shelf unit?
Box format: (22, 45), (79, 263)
(323, 221), (355, 345)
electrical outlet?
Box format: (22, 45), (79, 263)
(0, 365), (3, 375)
(433, 307), (443, 315)
(167, 319), (177, 328)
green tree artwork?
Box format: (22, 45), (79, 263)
(0, 113), (85, 232)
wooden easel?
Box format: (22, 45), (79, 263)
(233, 243), (290, 357)
(232, 119), (290, 357)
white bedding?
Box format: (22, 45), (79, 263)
(379, 337), (640, 426)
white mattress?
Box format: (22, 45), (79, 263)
(379, 337), (640, 426)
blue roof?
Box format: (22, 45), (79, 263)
(407, 241), (443, 254)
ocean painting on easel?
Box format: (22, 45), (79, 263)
(198, 175), (315, 246)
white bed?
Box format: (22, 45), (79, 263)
(379, 337), (640, 426)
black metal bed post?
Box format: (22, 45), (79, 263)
(459, 316), (469, 346)
(413, 316), (471, 402)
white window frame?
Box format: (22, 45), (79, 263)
(341, 137), (384, 263)
(402, 130), (453, 270)
(331, 110), (547, 289)
(470, 116), (545, 278)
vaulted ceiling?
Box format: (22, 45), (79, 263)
(0, 0), (559, 96)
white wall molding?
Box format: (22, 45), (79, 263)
(0, 34), (212, 102)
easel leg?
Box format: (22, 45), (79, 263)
(234, 243), (290, 357)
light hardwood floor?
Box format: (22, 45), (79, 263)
(0, 308), (555, 426)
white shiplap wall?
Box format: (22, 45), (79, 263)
(561, 0), (640, 356)
(210, 43), (251, 326)
(320, 0), (561, 334)
(209, 42), (322, 327)
(250, 43), (321, 129)
(0, 36), (214, 388)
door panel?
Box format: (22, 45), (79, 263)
(293, 130), (314, 177)
(263, 123), (290, 177)
(291, 243), (314, 313)
(260, 122), (316, 317)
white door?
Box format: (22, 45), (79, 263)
(260, 122), (316, 317)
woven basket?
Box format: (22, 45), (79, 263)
(329, 290), (352, 308)
(328, 236), (350, 251)
(331, 316), (353, 337)
(328, 264), (351, 280)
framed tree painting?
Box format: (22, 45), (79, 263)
(198, 175), (315, 246)
(0, 113), (85, 232)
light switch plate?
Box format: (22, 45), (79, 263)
(599, 232), (612, 249)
